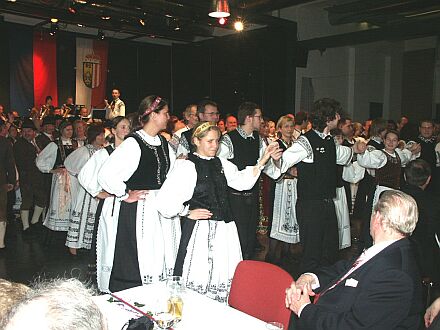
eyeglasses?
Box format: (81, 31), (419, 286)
(253, 115), (262, 119)
(205, 112), (220, 116)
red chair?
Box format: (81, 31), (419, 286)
(228, 260), (293, 329)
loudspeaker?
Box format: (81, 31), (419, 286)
(294, 47), (308, 68)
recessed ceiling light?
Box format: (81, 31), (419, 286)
(50, 18), (59, 23)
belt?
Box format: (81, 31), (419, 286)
(230, 191), (254, 197)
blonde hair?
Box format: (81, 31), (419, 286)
(276, 115), (294, 131)
(374, 190), (418, 236)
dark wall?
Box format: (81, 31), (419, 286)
(0, 19), (10, 110)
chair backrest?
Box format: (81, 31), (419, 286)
(228, 260), (293, 329)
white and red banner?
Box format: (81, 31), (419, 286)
(75, 37), (108, 111)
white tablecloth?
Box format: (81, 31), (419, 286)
(93, 283), (268, 330)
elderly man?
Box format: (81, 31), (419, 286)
(285, 190), (423, 330)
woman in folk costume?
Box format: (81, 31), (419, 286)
(77, 116), (130, 282)
(266, 115), (301, 263)
(36, 120), (77, 232)
(98, 96), (180, 293)
(64, 124), (106, 256)
(156, 122), (280, 303)
(357, 129), (420, 248)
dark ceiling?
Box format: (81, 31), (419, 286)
(0, 0), (439, 45)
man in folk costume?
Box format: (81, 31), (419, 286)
(13, 119), (47, 232)
(278, 98), (366, 273)
(218, 101), (281, 259)
(105, 88), (125, 120)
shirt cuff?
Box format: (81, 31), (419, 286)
(303, 273), (320, 290)
(298, 303), (311, 317)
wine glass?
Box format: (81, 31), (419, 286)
(266, 321), (284, 330)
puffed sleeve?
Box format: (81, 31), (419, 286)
(281, 137), (310, 173)
(36, 142), (58, 173)
(217, 134), (234, 159)
(396, 148), (418, 167)
(357, 149), (387, 169)
(335, 144), (353, 165)
(78, 148), (109, 197)
(220, 157), (261, 191)
(64, 146), (90, 176)
(156, 159), (197, 218)
(98, 137), (141, 198)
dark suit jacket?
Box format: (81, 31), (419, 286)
(402, 184), (440, 281)
(298, 238), (423, 330)
(13, 138), (43, 186)
(0, 136), (16, 185)
(35, 133), (52, 151)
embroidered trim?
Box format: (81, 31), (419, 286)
(294, 136), (313, 159)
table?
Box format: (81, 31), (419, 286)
(93, 283), (269, 330)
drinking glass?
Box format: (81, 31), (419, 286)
(166, 276), (184, 322)
(266, 321), (284, 330)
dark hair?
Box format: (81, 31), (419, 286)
(419, 119), (434, 127)
(138, 95), (168, 125)
(111, 116), (129, 129)
(384, 129), (399, 140)
(294, 111), (308, 125)
(337, 117), (352, 128)
(166, 115), (180, 134)
(197, 99), (218, 115)
(369, 118), (387, 137)
(87, 124), (105, 143)
(330, 128), (342, 136)
(387, 119), (397, 131)
(237, 101), (259, 124)
(404, 159), (431, 187)
(112, 88), (120, 93)
(45, 96), (52, 103)
(312, 98), (342, 132)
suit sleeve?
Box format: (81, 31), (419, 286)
(5, 141), (16, 184)
(299, 269), (415, 330)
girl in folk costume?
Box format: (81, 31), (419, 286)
(36, 121), (78, 232)
(64, 124), (106, 256)
(357, 129), (420, 248)
(156, 122), (280, 303)
(97, 96), (180, 293)
(266, 115), (301, 264)
(78, 116), (130, 282)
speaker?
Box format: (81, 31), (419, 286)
(294, 47), (308, 68)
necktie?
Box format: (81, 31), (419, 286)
(314, 253), (365, 304)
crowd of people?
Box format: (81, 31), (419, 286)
(1, 92), (440, 329)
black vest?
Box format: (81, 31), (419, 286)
(186, 154), (234, 223)
(227, 129), (259, 171)
(296, 130), (337, 200)
(415, 136), (436, 170)
(124, 132), (170, 190)
(367, 138), (384, 150)
(53, 139), (77, 168)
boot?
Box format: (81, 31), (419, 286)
(20, 210), (30, 231)
(31, 205), (44, 225)
(0, 222), (6, 248)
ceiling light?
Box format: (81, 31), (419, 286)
(218, 17), (226, 25)
(209, 0), (230, 18)
(101, 11), (111, 20)
(172, 19), (180, 31)
(77, 23), (84, 27)
(6, 0), (17, 2)
(74, 0), (88, 3)
(234, 20), (244, 32)
(50, 18), (58, 23)
(97, 30), (105, 40)
(139, 18), (145, 26)
(405, 9), (440, 18)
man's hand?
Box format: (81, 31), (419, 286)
(187, 208), (212, 220)
(5, 183), (14, 192)
(96, 191), (112, 199)
(353, 140), (367, 154)
(124, 190), (149, 203)
(286, 282), (314, 315)
(425, 297), (440, 328)
(104, 99), (109, 107)
(409, 142), (421, 155)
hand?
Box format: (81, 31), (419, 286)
(288, 167), (297, 177)
(7, 112), (14, 122)
(262, 142), (281, 164)
(397, 140), (406, 150)
(410, 142), (421, 155)
(353, 140), (367, 154)
(123, 190), (149, 203)
(187, 208), (212, 220)
(104, 99), (109, 106)
(96, 191), (112, 199)
(425, 297), (440, 328)
(177, 153), (188, 160)
(285, 281), (314, 315)
(6, 183), (14, 192)
(270, 149), (283, 161)
(51, 167), (67, 175)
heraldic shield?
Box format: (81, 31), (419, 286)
(83, 54), (101, 88)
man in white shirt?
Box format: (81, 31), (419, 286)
(105, 88), (125, 119)
(285, 190), (423, 330)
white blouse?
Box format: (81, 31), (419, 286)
(98, 130), (176, 199)
(357, 148), (416, 169)
(78, 147), (112, 197)
(36, 139), (73, 173)
(156, 154), (263, 219)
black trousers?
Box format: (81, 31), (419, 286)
(229, 191), (259, 259)
(296, 199), (339, 274)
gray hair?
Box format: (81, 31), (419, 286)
(374, 190), (418, 236)
(3, 278), (106, 330)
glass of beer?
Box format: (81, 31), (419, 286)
(166, 276), (184, 322)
